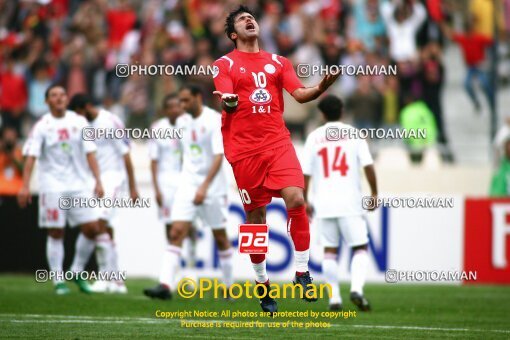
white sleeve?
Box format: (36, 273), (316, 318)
(111, 115), (130, 155)
(148, 137), (159, 160)
(301, 134), (315, 176)
(78, 118), (97, 154)
(211, 117), (224, 155)
(380, 1), (396, 25)
(23, 122), (44, 157)
(358, 139), (374, 167)
(409, 2), (427, 30)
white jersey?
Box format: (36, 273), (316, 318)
(302, 121), (373, 218)
(148, 117), (182, 188)
(90, 109), (129, 178)
(176, 106), (227, 196)
(23, 110), (97, 193)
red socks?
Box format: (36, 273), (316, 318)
(250, 253), (266, 264)
(287, 205), (310, 251)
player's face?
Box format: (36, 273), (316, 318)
(46, 87), (68, 112)
(233, 12), (259, 41)
(179, 89), (199, 115)
(164, 98), (182, 120)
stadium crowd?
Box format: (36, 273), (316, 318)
(0, 0), (509, 185)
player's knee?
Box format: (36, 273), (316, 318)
(285, 192), (306, 209)
(352, 244), (368, 252)
(47, 228), (64, 239)
(169, 223), (187, 244)
(213, 232), (231, 250)
(247, 208), (265, 224)
(81, 221), (100, 238)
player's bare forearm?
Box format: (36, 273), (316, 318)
(86, 152), (102, 183)
(202, 154), (223, 188)
(364, 165), (378, 196)
(21, 156), (35, 190)
(292, 86), (322, 104)
(123, 153), (138, 194)
(291, 72), (340, 103)
(150, 160), (160, 194)
(18, 156), (35, 207)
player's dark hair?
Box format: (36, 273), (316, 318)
(44, 84), (65, 99)
(68, 93), (94, 111)
(179, 84), (202, 97)
(225, 5), (255, 46)
(318, 95), (343, 121)
(162, 93), (179, 108)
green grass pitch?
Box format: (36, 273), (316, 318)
(0, 275), (509, 339)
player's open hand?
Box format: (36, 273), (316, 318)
(17, 186), (31, 208)
(130, 188), (139, 201)
(94, 181), (104, 198)
(318, 70), (341, 93)
(213, 91), (238, 103)
(193, 184), (208, 205)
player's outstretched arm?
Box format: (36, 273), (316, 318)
(17, 156), (36, 208)
(86, 152), (104, 198)
(213, 91), (238, 114)
(364, 164), (378, 211)
(291, 72), (341, 104)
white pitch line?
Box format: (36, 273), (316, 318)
(1, 314), (509, 334)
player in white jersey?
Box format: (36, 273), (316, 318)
(144, 93), (196, 299)
(68, 93), (139, 294)
(145, 85), (233, 300)
(17, 85), (114, 295)
(302, 95), (378, 312)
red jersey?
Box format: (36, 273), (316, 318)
(453, 33), (492, 66)
(212, 49), (303, 163)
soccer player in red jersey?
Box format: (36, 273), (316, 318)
(212, 5), (340, 313)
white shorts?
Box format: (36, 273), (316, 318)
(171, 185), (228, 230)
(97, 172), (126, 223)
(39, 191), (99, 228)
(159, 185), (178, 224)
(317, 215), (369, 248)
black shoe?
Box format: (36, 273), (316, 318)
(293, 271), (318, 302)
(257, 283), (277, 316)
(329, 303), (343, 311)
(143, 284), (172, 300)
(350, 292), (370, 311)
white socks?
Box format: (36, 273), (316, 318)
(95, 233), (113, 273)
(294, 250), (310, 273)
(46, 236), (64, 284)
(218, 248), (234, 287)
(70, 233), (96, 273)
(322, 253), (341, 304)
(159, 244), (182, 289)
(252, 260), (269, 283)
(350, 249), (369, 295)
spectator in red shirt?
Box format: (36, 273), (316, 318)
(106, 0), (136, 49)
(0, 58), (28, 134)
(441, 19), (493, 112)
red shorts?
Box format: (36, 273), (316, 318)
(231, 143), (304, 212)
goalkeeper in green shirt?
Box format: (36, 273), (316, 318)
(490, 138), (510, 196)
